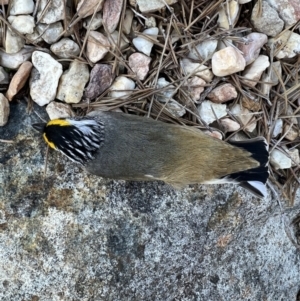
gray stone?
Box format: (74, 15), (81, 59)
(198, 100), (227, 124)
(5, 28), (25, 54)
(0, 100), (300, 301)
(37, 0), (65, 24)
(266, 0), (300, 26)
(251, 1), (284, 37)
(136, 0), (177, 12)
(9, 0), (34, 15)
(76, 0), (105, 19)
(0, 93), (9, 126)
(0, 46), (34, 69)
(270, 148), (292, 169)
(30, 51), (63, 106)
(46, 101), (75, 120)
(8, 15), (35, 34)
(86, 31), (111, 63)
(0, 67), (9, 84)
(83, 12), (103, 30)
(37, 22), (64, 44)
(50, 38), (80, 59)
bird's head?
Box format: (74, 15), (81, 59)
(32, 118), (104, 164)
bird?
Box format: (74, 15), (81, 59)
(32, 111), (269, 198)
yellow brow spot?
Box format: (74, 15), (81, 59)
(47, 119), (71, 127)
(43, 133), (56, 149)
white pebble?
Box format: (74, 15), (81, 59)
(218, 0), (240, 29)
(5, 28), (24, 54)
(230, 104), (257, 132)
(156, 78), (176, 102)
(180, 58), (213, 82)
(0, 47), (34, 69)
(10, 0), (34, 15)
(136, 0), (177, 13)
(46, 101), (75, 120)
(289, 149), (300, 167)
(30, 51), (63, 106)
(0, 94), (9, 126)
(37, 22), (64, 44)
(188, 38), (218, 60)
(109, 76), (135, 98)
(8, 15), (35, 34)
(270, 149), (291, 169)
(37, 0), (65, 24)
(212, 47), (246, 77)
(83, 12), (103, 30)
(56, 60), (90, 104)
(272, 119), (283, 137)
(198, 100), (227, 124)
(270, 30), (300, 59)
(50, 38), (80, 59)
(132, 27), (158, 56)
(165, 100), (186, 118)
(86, 31), (110, 63)
(242, 55), (270, 87)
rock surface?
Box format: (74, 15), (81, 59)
(0, 100), (300, 301)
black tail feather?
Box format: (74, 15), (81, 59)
(227, 137), (269, 198)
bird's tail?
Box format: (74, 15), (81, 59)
(227, 137), (269, 198)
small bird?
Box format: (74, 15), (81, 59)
(33, 111), (269, 198)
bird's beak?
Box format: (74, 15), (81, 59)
(32, 123), (46, 133)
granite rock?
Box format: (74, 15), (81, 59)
(0, 100), (300, 301)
